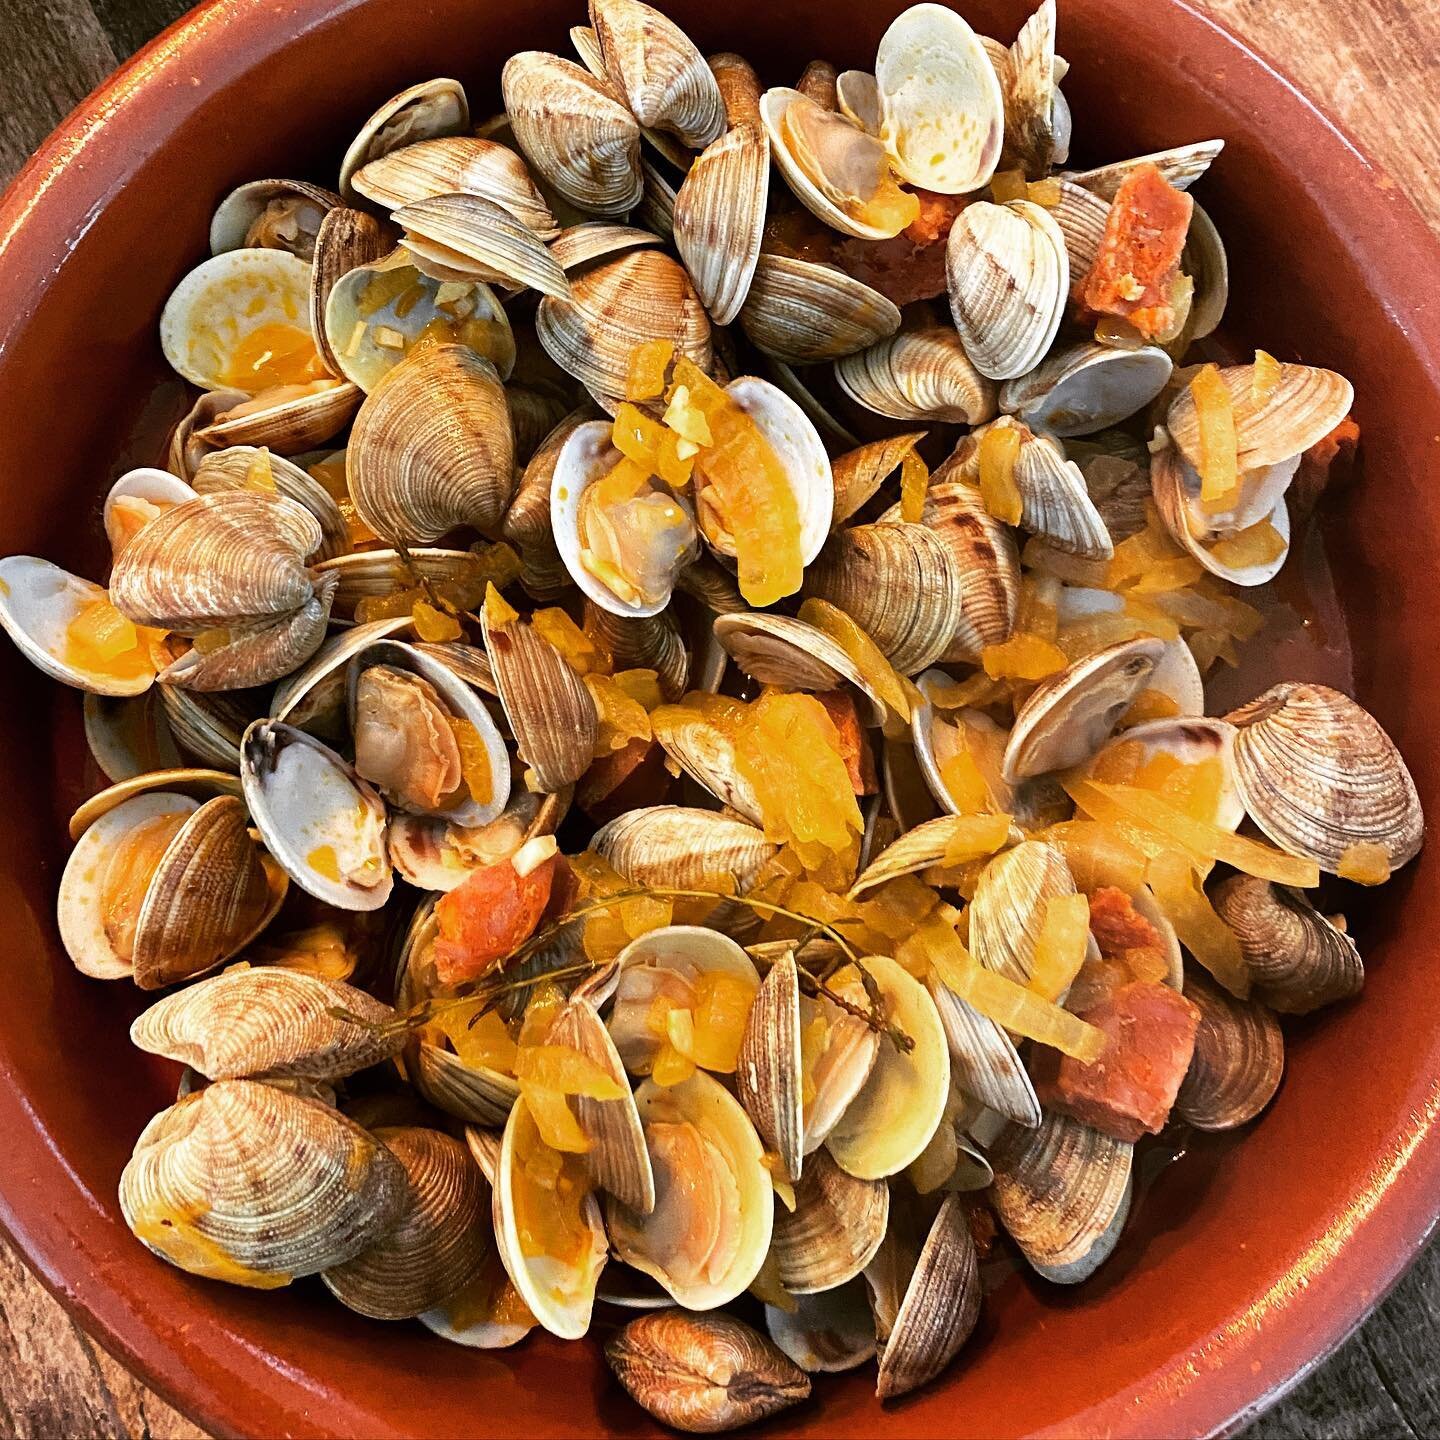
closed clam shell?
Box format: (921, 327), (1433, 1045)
(159, 248), (317, 392)
(193, 447), (348, 562)
(829, 432), (926, 528)
(157, 573), (337, 694)
(323, 250), (516, 392)
(592, 806), (776, 893)
(835, 327), (996, 425)
(673, 56), (768, 324)
(735, 949), (803, 1178)
(1000, 340), (1172, 436)
(392, 194), (570, 299)
(193, 381), (362, 456)
(502, 52), (643, 216)
(946, 200), (1068, 381)
(773, 1148), (888, 1293)
(804, 522), (967, 677)
(927, 974), (1041, 1126)
(1002, 637), (1166, 782)
(711, 612), (884, 722)
(339, 79), (469, 197)
(902, 476), (1018, 662)
(1210, 874), (1363, 1014)
(990, 1110), (1134, 1283)
(1007, 422), (1113, 558)
(131, 966), (402, 1081)
(585, 602), (689, 701)
(481, 605), (599, 793)
(1151, 444), (1292, 588)
(652, 703), (761, 822)
(1174, 967), (1284, 1130)
(824, 956), (950, 1180)
(209, 178), (340, 259)
(866, 1192), (980, 1399)
(874, 3), (1004, 194)
(740, 255), (900, 364)
(347, 342), (514, 547)
(502, 409), (589, 601)
(1226, 682), (1423, 872)
(103, 468), (199, 560)
(1061, 139), (1225, 199)
(0, 557), (158, 697)
(110, 490), (321, 631)
(607, 1310), (811, 1433)
(241, 721), (394, 912)
(590, 0), (724, 147)
(119, 1080), (406, 1285)
(766, 1279), (877, 1374)
(323, 1126), (491, 1320)
(351, 137), (558, 236)
(1167, 361), (1354, 474)
(607, 1071), (773, 1309)
(537, 249), (712, 402)
(969, 840), (1077, 985)
(550, 995), (656, 1214)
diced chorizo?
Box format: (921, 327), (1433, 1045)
(1031, 980), (1200, 1142)
(1080, 163), (1193, 339)
(433, 851), (559, 985)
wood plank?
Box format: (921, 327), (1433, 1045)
(0, 1), (1433, 1437)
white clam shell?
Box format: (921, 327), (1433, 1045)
(103, 469), (199, 559)
(160, 249), (317, 393)
(1001, 342), (1173, 437)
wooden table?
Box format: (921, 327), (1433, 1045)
(0, 1), (1436, 1436)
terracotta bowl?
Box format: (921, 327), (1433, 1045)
(1, 0), (1438, 1435)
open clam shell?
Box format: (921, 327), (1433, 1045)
(324, 250), (516, 392)
(272, 616), (412, 733)
(1174, 967), (1284, 1130)
(58, 789), (286, 988)
(104, 469), (200, 560)
(1210, 875), (1363, 1014)
(1002, 637), (1167, 782)
(311, 547), (477, 623)
(131, 966), (402, 1082)
(1226, 682), (1424, 872)
(1049, 178), (1111, 283)
(773, 1148), (888, 1294)
(0, 557), (158, 696)
(550, 420), (700, 619)
(607, 1070), (773, 1310)
(339, 79), (470, 197)
(392, 194), (571, 298)
(651, 701), (761, 822)
(1061, 139), (1225, 199)
(160, 249), (321, 393)
(1000, 341), (1173, 437)
(346, 638), (511, 828)
(1184, 200), (1229, 341)
(969, 840), (1078, 985)
(824, 956), (950, 1180)
(927, 974), (1042, 1126)
(766, 1279), (877, 1374)
(594, 805), (777, 895)
(946, 200), (1069, 381)
(240, 720), (393, 911)
(1003, 0), (1059, 176)
(1090, 715), (1244, 830)
(502, 52), (643, 216)
(346, 342), (515, 547)
(735, 948), (803, 1177)
(323, 1125), (492, 1320)
(84, 690), (184, 782)
(191, 379), (360, 456)
(210, 179), (340, 259)
(120, 1080), (406, 1287)
(502, 408), (591, 602)
(740, 256), (900, 365)
(874, 3), (1004, 193)
(990, 1110), (1134, 1283)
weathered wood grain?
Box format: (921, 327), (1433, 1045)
(0, 2), (1435, 1438)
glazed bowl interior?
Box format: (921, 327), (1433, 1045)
(1, 0), (1439, 1436)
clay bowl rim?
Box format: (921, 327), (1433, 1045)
(1, 0), (1439, 1437)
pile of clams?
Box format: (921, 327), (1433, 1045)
(0, 0), (1422, 1431)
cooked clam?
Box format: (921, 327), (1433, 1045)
(1174, 967), (1284, 1130)
(1000, 340), (1173, 436)
(339, 78), (470, 197)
